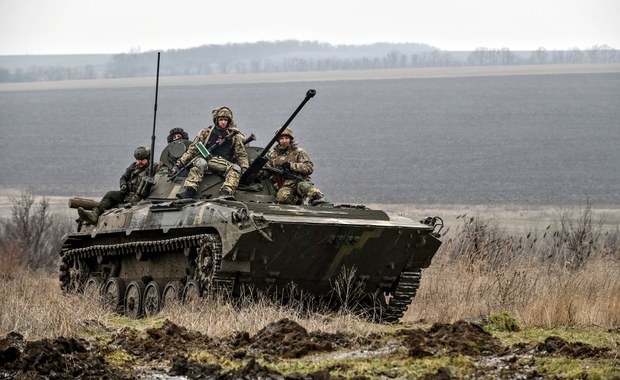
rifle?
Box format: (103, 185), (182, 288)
(243, 133), (256, 145)
(167, 129), (239, 181)
(240, 89), (316, 184)
(263, 165), (304, 181)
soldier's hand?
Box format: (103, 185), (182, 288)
(120, 184), (128, 194)
(170, 163), (182, 176)
(281, 162), (291, 171)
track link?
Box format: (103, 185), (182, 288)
(381, 269), (422, 323)
(58, 233), (233, 297)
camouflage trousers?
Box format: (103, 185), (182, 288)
(97, 190), (140, 212)
(185, 156), (241, 194)
(276, 180), (323, 205)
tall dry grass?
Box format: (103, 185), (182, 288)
(0, 270), (113, 340)
(405, 210), (620, 328)
(1, 193), (619, 341)
(0, 271), (378, 340)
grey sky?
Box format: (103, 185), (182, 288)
(1, 0), (618, 55)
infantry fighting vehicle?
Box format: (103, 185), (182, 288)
(59, 90), (443, 322)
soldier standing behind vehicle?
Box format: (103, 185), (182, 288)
(172, 106), (249, 200)
(266, 127), (325, 205)
(77, 146), (152, 224)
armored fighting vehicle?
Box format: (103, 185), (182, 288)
(59, 90), (443, 322)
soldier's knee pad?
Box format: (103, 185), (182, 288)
(194, 157), (208, 171)
(276, 188), (296, 204)
(230, 164), (242, 175)
(297, 181), (313, 196)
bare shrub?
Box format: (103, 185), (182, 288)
(546, 201), (614, 270)
(329, 266), (367, 312)
(405, 205), (620, 328)
(0, 191), (72, 274)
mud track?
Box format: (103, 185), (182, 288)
(0, 319), (616, 379)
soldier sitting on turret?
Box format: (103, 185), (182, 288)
(266, 127), (325, 205)
(167, 127), (189, 143)
(172, 106), (249, 200)
(77, 146), (152, 224)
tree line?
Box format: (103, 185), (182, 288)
(0, 40), (618, 83)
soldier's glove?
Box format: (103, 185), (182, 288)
(281, 162), (291, 171)
(170, 162), (182, 176)
(120, 184), (128, 194)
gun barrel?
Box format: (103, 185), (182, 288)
(257, 89), (315, 158)
(68, 197), (99, 210)
(241, 89), (315, 183)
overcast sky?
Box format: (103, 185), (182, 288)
(1, 0), (618, 55)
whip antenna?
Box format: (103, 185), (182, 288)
(149, 52), (160, 176)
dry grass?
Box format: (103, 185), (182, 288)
(1, 199), (619, 341)
(157, 295), (378, 338)
(0, 272), (379, 340)
(0, 271), (113, 340)
(405, 212), (620, 328)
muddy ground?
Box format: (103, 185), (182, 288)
(1, 318), (618, 379)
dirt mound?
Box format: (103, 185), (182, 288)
(1, 318), (616, 379)
(110, 318), (214, 361)
(0, 332), (131, 379)
(506, 335), (612, 360)
(248, 318), (352, 358)
(398, 320), (503, 357)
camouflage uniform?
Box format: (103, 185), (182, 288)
(177, 107), (249, 195)
(97, 161), (150, 210)
(78, 146), (151, 224)
(266, 128), (324, 205)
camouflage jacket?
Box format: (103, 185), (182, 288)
(266, 142), (314, 185)
(179, 126), (249, 169)
(119, 162), (149, 195)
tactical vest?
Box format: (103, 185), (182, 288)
(207, 127), (234, 161)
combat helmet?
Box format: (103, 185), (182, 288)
(278, 127), (294, 140)
(134, 146), (150, 160)
(212, 106), (234, 125)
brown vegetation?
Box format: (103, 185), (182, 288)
(407, 204), (620, 328)
(1, 194), (619, 378)
(0, 192), (72, 276)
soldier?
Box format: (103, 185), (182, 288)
(172, 106), (249, 199)
(266, 127), (325, 205)
(77, 146), (152, 224)
(167, 127), (189, 143)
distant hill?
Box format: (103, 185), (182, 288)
(0, 54), (112, 70)
(0, 40), (617, 83)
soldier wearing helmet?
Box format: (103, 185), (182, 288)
(77, 146), (153, 224)
(266, 127), (325, 205)
(172, 106), (249, 199)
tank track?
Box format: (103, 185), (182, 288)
(381, 269), (422, 323)
(59, 233), (234, 298)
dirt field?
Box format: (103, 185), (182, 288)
(1, 317), (618, 379)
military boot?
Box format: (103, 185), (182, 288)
(310, 192), (327, 206)
(217, 189), (235, 200)
(78, 207), (101, 224)
(176, 186), (197, 199)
